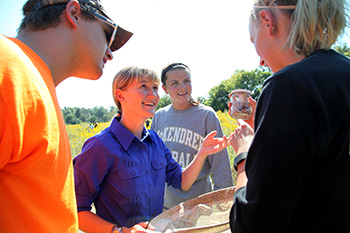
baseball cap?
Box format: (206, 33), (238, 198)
(27, 0), (133, 51)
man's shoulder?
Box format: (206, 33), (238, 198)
(0, 35), (23, 61)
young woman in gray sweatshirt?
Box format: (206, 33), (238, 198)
(151, 63), (233, 209)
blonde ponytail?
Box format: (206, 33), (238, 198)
(288, 0), (348, 56)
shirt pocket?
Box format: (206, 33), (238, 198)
(115, 165), (144, 196)
(118, 166), (144, 179)
(151, 156), (167, 186)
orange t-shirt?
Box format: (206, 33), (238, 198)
(0, 34), (78, 232)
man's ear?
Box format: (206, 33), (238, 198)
(259, 9), (276, 35)
(65, 0), (83, 28)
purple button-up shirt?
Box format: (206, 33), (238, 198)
(73, 117), (182, 227)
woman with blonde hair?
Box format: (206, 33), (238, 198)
(73, 66), (228, 233)
(229, 0), (350, 232)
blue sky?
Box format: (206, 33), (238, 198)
(1, 0), (349, 108)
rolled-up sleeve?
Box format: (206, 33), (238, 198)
(164, 145), (182, 190)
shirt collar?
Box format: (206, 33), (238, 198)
(109, 117), (151, 150)
(140, 130), (150, 142)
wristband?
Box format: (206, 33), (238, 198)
(111, 224), (122, 233)
(234, 152), (248, 171)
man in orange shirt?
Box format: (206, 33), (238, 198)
(0, 0), (132, 232)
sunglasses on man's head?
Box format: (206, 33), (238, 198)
(85, 9), (117, 49)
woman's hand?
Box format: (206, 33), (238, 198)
(122, 222), (156, 232)
(227, 119), (253, 189)
(78, 211), (156, 233)
(198, 131), (228, 157)
(228, 119), (254, 155)
(181, 131), (229, 191)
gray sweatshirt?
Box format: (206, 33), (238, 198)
(151, 104), (233, 209)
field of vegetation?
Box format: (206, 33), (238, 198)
(66, 122), (110, 157)
(66, 111), (239, 176)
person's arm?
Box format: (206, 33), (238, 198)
(78, 211), (115, 233)
(235, 161), (248, 191)
(78, 211), (154, 233)
(228, 119), (254, 190)
(181, 131), (228, 190)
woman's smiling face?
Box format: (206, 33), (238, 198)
(121, 76), (160, 119)
(162, 69), (192, 108)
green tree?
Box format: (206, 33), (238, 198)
(62, 106), (114, 124)
(75, 108), (81, 119)
(197, 96), (207, 104)
(96, 106), (107, 121)
(109, 106), (118, 114)
(204, 80), (234, 112)
(156, 95), (172, 111)
(79, 111), (90, 123)
(65, 113), (80, 125)
(65, 114), (74, 124)
(205, 68), (271, 111)
(333, 43), (350, 57)
(231, 68), (272, 100)
(90, 116), (97, 124)
(62, 107), (74, 116)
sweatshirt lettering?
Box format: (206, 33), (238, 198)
(171, 151), (191, 168)
(157, 127), (204, 151)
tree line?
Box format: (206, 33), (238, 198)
(62, 106), (118, 125)
(61, 44), (349, 124)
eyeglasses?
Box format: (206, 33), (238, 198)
(85, 9), (117, 49)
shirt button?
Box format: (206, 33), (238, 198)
(132, 170), (136, 176)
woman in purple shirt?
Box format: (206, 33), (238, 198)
(73, 66), (228, 233)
